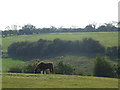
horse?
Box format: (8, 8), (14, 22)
(34, 62), (55, 74)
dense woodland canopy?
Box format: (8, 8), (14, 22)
(8, 38), (119, 61)
(1, 22), (119, 37)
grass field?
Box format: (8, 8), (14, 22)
(2, 73), (118, 88)
(2, 32), (119, 52)
(2, 58), (25, 72)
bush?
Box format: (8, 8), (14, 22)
(72, 68), (85, 75)
(113, 61), (120, 78)
(8, 60), (39, 73)
(94, 56), (115, 78)
(55, 61), (74, 75)
(22, 62), (36, 73)
(106, 46), (118, 60)
(8, 65), (22, 73)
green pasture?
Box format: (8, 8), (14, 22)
(2, 32), (119, 52)
(2, 73), (118, 88)
(2, 58), (25, 72)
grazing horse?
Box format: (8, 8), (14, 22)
(34, 62), (55, 74)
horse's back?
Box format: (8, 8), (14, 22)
(38, 62), (53, 69)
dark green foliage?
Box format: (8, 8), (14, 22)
(72, 68), (85, 75)
(106, 46), (119, 60)
(8, 38), (105, 58)
(55, 61), (74, 75)
(22, 61), (37, 73)
(94, 56), (115, 77)
(19, 24), (36, 35)
(80, 38), (105, 53)
(8, 65), (22, 73)
(113, 62), (120, 78)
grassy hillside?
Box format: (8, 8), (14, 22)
(3, 32), (118, 52)
(2, 32), (118, 74)
(2, 73), (118, 88)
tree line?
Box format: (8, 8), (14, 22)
(2, 23), (119, 37)
(8, 38), (119, 60)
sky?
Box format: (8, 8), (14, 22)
(0, 0), (119, 30)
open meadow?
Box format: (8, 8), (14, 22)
(2, 73), (118, 88)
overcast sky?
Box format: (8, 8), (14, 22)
(0, 0), (119, 30)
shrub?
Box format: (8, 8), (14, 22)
(55, 61), (74, 75)
(106, 46), (118, 60)
(8, 65), (22, 73)
(8, 60), (39, 73)
(72, 68), (85, 75)
(94, 56), (115, 77)
(22, 63), (36, 73)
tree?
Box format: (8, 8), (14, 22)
(94, 56), (115, 77)
(106, 46), (118, 60)
(80, 38), (105, 54)
(20, 24), (36, 35)
(84, 24), (95, 32)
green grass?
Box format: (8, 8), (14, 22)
(2, 56), (94, 75)
(2, 32), (119, 52)
(2, 58), (25, 72)
(2, 73), (118, 88)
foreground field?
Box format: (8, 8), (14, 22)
(2, 73), (118, 88)
(3, 32), (118, 52)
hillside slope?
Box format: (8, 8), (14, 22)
(3, 32), (118, 52)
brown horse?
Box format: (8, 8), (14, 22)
(34, 62), (55, 74)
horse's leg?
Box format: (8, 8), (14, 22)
(39, 69), (42, 74)
(49, 68), (53, 74)
(43, 70), (44, 74)
(50, 67), (54, 74)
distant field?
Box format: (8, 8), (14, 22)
(2, 73), (118, 88)
(2, 32), (119, 52)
